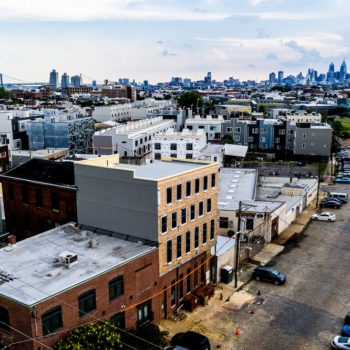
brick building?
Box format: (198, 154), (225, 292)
(0, 159), (77, 240)
(0, 223), (159, 350)
(74, 154), (219, 319)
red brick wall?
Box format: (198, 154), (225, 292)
(159, 251), (208, 319)
(2, 179), (77, 241)
(1, 248), (160, 350)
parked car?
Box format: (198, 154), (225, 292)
(342, 325), (350, 337)
(335, 177), (350, 183)
(171, 331), (210, 350)
(331, 336), (350, 349)
(345, 312), (350, 325)
(252, 266), (286, 285)
(323, 197), (342, 206)
(311, 212), (336, 222)
(320, 199), (341, 209)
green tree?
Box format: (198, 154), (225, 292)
(164, 94), (172, 100)
(56, 321), (122, 350)
(0, 88), (10, 99)
(178, 91), (203, 112)
(221, 133), (235, 144)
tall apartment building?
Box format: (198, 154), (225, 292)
(152, 129), (206, 160)
(49, 69), (59, 89)
(61, 73), (70, 89)
(74, 155), (219, 317)
(93, 117), (175, 157)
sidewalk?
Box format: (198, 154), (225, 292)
(160, 193), (323, 345)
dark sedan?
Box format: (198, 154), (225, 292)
(253, 266), (286, 285)
(320, 199), (341, 209)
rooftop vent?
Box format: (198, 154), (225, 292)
(57, 251), (78, 267)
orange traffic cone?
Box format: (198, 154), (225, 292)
(235, 328), (240, 336)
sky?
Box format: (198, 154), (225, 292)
(0, 0), (349, 84)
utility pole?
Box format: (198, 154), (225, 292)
(234, 201), (242, 288)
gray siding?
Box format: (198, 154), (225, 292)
(75, 163), (159, 241)
(294, 127), (332, 156)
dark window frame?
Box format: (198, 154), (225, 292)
(0, 306), (10, 332)
(166, 239), (172, 264)
(211, 173), (216, 188)
(42, 306), (63, 336)
(186, 230), (191, 253)
(171, 212), (177, 229)
(109, 275), (124, 301)
(210, 219), (215, 241)
(166, 187), (172, 204)
(161, 215), (167, 234)
(207, 198), (212, 213)
(176, 235), (182, 259)
(190, 204), (196, 221)
(194, 227), (199, 249)
(202, 223), (207, 244)
(181, 208), (187, 225)
(78, 289), (96, 318)
(203, 175), (208, 191)
(176, 184), (182, 201)
(195, 178), (200, 194)
(186, 181), (191, 197)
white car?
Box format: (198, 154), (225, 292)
(331, 336), (350, 349)
(312, 212), (336, 222)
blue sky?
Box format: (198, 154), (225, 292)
(0, 0), (349, 84)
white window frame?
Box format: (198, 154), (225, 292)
(161, 215), (168, 235)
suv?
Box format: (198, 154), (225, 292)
(327, 192), (348, 203)
(253, 266), (286, 285)
(171, 331), (210, 350)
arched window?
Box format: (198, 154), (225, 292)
(0, 306), (9, 331)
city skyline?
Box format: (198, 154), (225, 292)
(0, 0), (350, 83)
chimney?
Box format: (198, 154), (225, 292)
(8, 235), (16, 245)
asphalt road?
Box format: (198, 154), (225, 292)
(221, 184), (350, 350)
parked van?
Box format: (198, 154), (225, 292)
(328, 192), (348, 203)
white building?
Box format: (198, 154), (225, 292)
(185, 115), (226, 141)
(93, 116), (175, 157)
(286, 111), (322, 123)
(152, 129), (206, 160)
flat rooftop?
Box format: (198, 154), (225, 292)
(218, 168), (257, 210)
(1, 158), (75, 187)
(0, 223), (157, 306)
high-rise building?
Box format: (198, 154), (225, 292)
(49, 69), (59, 89)
(278, 71), (284, 85)
(92, 80), (97, 88)
(340, 60), (347, 82)
(71, 75), (82, 87)
(61, 73), (70, 89)
(327, 62), (335, 82)
(204, 72), (212, 83)
(269, 72), (276, 85)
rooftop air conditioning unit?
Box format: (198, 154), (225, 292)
(57, 251), (78, 267)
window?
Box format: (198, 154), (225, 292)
(171, 153), (177, 158)
(179, 274), (184, 300)
(171, 212), (177, 229)
(275, 138), (280, 143)
(161, 215), (167, 234)
(234, 136), (240, 141)
(279, 129), (285, 135)
(171, 281), (176, 306)
(198, 201), (204, 217)
(78, 290), (96, 317)
(186, 143), (193, 150)
(210, 219), (215, 240)
(186, 181), (191, 197)
(226, 127), (233, 132)
(302, 143), (305, 149)
(235, 127), (241, 133)
(203, 176), (208, 191)
(252, 128), (259, 134)
(8, 184), (14, 201)
(186, 268), (191, 293)
(195, 178), (200, 194)
(202, 223), (207, 244)
(176, 184), (182, 201)
(51, 192), (59, 210)
(260, 137), (266, 142)
(170, 143), (177, 150)
(0, 306), (9, 332)
(248, 136), (253, 142)
(176, 235), (182, 259)
(166, 240), (172, 263)
(110, 312), (125, 328)
(186, 231), (191, 253)
(140, 139), (143, 144)
(287, 138), (293, 143)
(261, 128), (267, 134)
(109, 276), (124, 301)
(181, 208), (187, 225)
(194, 227), (199, 249)
(206, 198), (212, 213)
(155, 153), (161, 160)
(219, 217), (229, 228)
(135, 140), (138, 146)
(211, 173), (216, 188)
(210, 126), (216, 131)
(166, 187), (172, 204)
(190, 204), (195, 221)
(246, 218), (254, 230)
(36, 188), (43, 207)
(42, 306), (62, 336)
(137, 300), (152, 325)
(303, 133), (306, 139)
(288, 130), (294, 135)
(154, 143), (161, 150)
(194, 262), (198, 288)
(186, 153), (193, 159)
(22, 186), (28, 204)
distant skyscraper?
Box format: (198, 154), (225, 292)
(92, 80), (97, 88)
(327, 62), (335, 82)
(340, 59), (347, 82)
(278, 71), (284, 85)
(61, 73), (70, 88)
(0, 74), (3, 88)
(71, 75), (82, 87)
(204, 72), (212, 83)
(269, 72), (276, 85)
(49, 69), (59, 89)
(297, 72), (304, 82)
